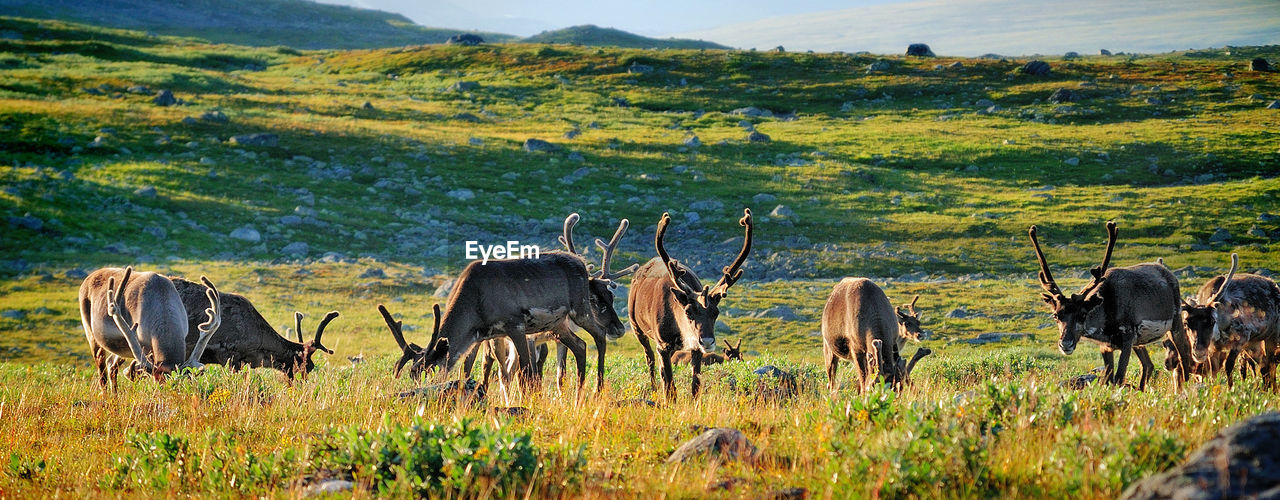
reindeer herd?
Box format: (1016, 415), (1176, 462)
(76, 210), (1280, 401)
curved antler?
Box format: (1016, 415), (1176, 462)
(558, 213), (581, 255)
(378, 304), (423, 378)
(711, 208), (753, 297)
(908, 295), (920, 313)
(595, 218), (639, 281)
(311, 311), (339, 354)
(184, 276), (223, 368)
(294, 312), (304, 344)
(656, 212), (698, 295)
(1211, 253), (1239, 304)
(1028, 225), (1063, 298)
(106, 267), (158, 374)
(905, 347), (932, 381)
(1080, 221), (1118, 297)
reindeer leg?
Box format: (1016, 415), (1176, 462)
(1112, 338), (1135, 387)
(554, 325), (588, 394)
(534, 343), (549, 382)
(854, 350), (869, 394)
(690, 349), (704, 399)
(1225, 348), (1240, 389)
(91, 342), (110, 392)
(1133, 345), (1154, 392)
(1262, 339), (1277, 390)
(463, 345), (480, 383)
(555, 342), (568, 390)
(659, 348), (676, 402)
(824, 342), (839, 393)
(1100, 349), (1115, 385)
(480, 343), (495, 391)
(504, 327), (537, 394)
(592, 331), (607, 393)
(636, 329), (658, 392)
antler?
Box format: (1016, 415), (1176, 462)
(735, 337), (742, 351)
(1211, 253), (1239, 304)
(105, 267), (158, 374)
(294, 312), (304, 343)
(595, 218), (639, 281)
(908, 295), (920, 314)
(656, 212), (699, 295)
(1028, 225), (1063, 298)
(183, 276), (223, 368)
(711, 208), (753, 297)
(311, 311), (338, 354)
(558, 213), (581, 255)
(905, 347), (932, 381)
(378, 304), (422, 378)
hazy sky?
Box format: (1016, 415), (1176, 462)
(317, 0), (895, 37)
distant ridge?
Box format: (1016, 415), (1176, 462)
(523, 24), (729, 50)
(0, 0), (516, 49)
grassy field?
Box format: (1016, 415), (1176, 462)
(1, 16), (1279, 498)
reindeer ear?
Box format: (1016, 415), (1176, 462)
(1041, 293), (1057, 306)
(670, 286), (691, 305)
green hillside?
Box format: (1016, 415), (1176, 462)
(0, 0), (516, 49)
(523, 24), (729, 49)
(2, 15), (1280, 499)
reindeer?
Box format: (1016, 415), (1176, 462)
(1029, 222), (1190, 390)
(407, 226), (635, 390)
(168, 277), (338, 380)
(1180, 253), (1280, 388)
(672, 338), (744, 366)
(821, 278), (930, 392)
(78, 267), (221, 391)
(630, 209), (753, 400)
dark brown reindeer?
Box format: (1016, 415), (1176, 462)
(78, 267), (222, 391)
(821, 278), (930, 392)
(1180, 253), (1280, 388)
(672, 338), (744, 366)
(630, 208), (753, 400)
(1030, 222), (1190, 390)
(169, 277), (338, 380)
(407, 231), (634, 390)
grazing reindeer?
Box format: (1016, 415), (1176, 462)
(78, 267), (222, 391)
(821, 278), (929, 392)
(409, 226), (635, 389)
(1029, 222), (1190, 390)
(672, 338), (744, 366)
(169, 277), (337, 380)
(378, 303), (436, 380)
(1180, 253), (1280, 388)
(630, 208), (753, 400)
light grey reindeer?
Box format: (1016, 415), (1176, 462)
(1030, 222), (1191, 390)
(821, 278), (930, 392)
(1180, 253), (1280, 388)
(78, 266), (222, 391)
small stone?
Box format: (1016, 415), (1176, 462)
(769, 205), (795, 218)
(65, 268), (89, 279)
(1, 309), (25, 320)
(567, 151), (585, 162)
(1247, 225), (1267, 238)
(468, 137), (483, 145)
(1267, 101), (1280, 110)
(7, 215), (43, 231)
(153, 89), (176, 106)
(358, 268), (386, 279)
(1209, 228), (1232, 243)
(905, 43), (934, 57)
(1020, 60), (1051, 76)
(975, 99), (994, 108)
(666, 428), (757, 464)
(362, 101), (375, 110)
(1099, 49), (1112, 56)
(199, 110), (228, 123)
(1249, 58), (1270, 72)
(752, 193), (778, 204)
(434, 279), (456, 298)
(445, 33), (484, 46)
(446, 81), (479, 92)
(281, 242), (309, 256)
(684, 135), (701, 147)
(1048, 88), (1077, 104)
(746, 131), (771, 143)
(563, 129), (581, 139)
(446, 189), (475, 201)
(866, 60), (890, 72)
(279, 215), (302, 226)
(228, 133), (278, 147)
(1064, 157), (1080, 166)
(230, 226), (261, 243)
(523, 138), (561, 153)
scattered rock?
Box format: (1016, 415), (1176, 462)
(768, 205), (795, 218)
(666, 428), (757, 464)
(281, 242), (309, 256)
(975, 98), (994, 108)
(683, 135), (701, 147)
(446, 189), (475, 201)
(433, 279), (456, 298)
(1120, 412), (1280, 500)
(905, 43), (934, 57)
(730, 107), (772, 118)
(1, 309), (26, 320)
(867, 60), (891, 72)
(1047, 88), (1078, 104)
(229, 133), (278, 147)
(446, 33), (484, 46)
(1063, 51), (1079, 59)
(1020, 60), (1051, 76)
(1260, 213), (1279, 223)
(152, 89), (176, 106)
(752, 193), (778, 204)
(1209, 227), (1232, 243)
(7, 215), (43, 231)
(951, 332), (1035, 345)
(65, 268), (89, 280)
(229, 226), (261, 243)
(944, 307), (984, 319)
(627, 62), (653, 74)
(567, 151), (584, 162)
(303, 479), (354, 497)
(948, 61), (964, 69)
(362, 101), (375, 110)
(756, 305), (803, 321)
(198, 110), (228, 123)
(134, 186), (157, 198)
(523, 138), (561, 153)
(1267, 101), (1280, 110)
(447, 81), (479, 92)
(611, 96), (630, 107)
(746, 131), (771, 143)
(1099, 49), (1112, 56)
(1064, 157), (1080, 166)
(453, 112), (481, 122)
(1249, 58), (1270, 72)
(563, 129), (581, 139)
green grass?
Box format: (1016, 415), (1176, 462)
(1, 16), (1279, 498)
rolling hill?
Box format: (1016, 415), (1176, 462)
(522, 24), (729, 50)
(0, 0), (516, 49)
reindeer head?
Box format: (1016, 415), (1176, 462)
(379, 303), (440, 381)
(895, 295), (927, 342)
(893, 346), (932, 389)
(285, 311), (338, 379)
(721, 338), (744, 361)
(656, 209), (753, 351)
(560, 213), (638, 341)
(1029, 222), (1117, 355)
(1182, 253), (1239, 362)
